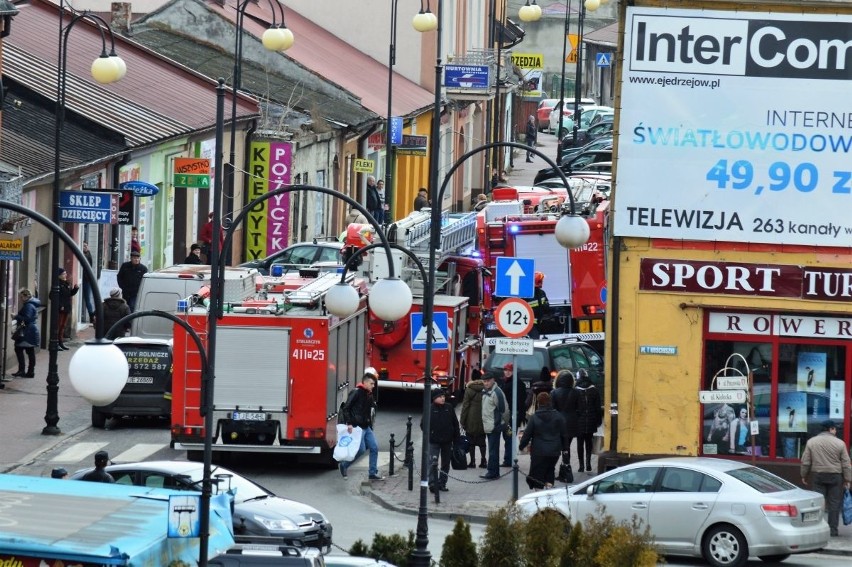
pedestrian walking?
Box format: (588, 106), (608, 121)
(801, 420), (852, 537)
(525, 115), (537, 162)
(499, 363), (526, 466)
(480, 370), (510, 480)
(422, 388), (460, 493)
(81, 242), (96, 323)
(116, 251), (148, 311)
(366, 176), (383, 224)
(339, 369), (384, 481)
(551, 370), (577, 469)
(102, 288), (131, 337)
(10, 288), (40, 378)
(80, 450), (115, 483)
(130, 226), (141, 255)
(519, 392), (569, 490)
(460, 377), (488, 468)
(567, 369), (603, 473)
(49, 267), (78, 351)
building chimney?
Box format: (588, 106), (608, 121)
(111, 2), (132, 33)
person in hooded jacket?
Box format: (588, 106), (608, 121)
(460, 377), (488, 468)
(567, 368), (603, 473)
(339, 370), (383, 481)
(550, 370), (576, 469)
(421, 389), (460, 493)
(48, 267), (78, 350)
(10, 289), (41, 378)
(102, 288), (131, 337)
(519, 392), (569, 490)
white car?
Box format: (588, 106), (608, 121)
(516, 457), (829, 567)
(547, 99), (598, 136)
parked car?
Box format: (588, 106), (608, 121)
(516, 457), (830, 567)
(574, 161), (612, 174)
(211, 541), (394, 566)
(482, 337), (604, 393)
(560, 137), (613, 164)
(561, 118), (614, 152)
(534, 150), (613, 184)
(574, 105), (613, 129)
(71, 461), (333, 551)
(536, 98), (560, 131)
(240, 240), (344, 275)
(547, 98), (597, 135)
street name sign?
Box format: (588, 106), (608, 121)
(699, 390), (747, 404)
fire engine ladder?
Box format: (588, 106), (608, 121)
(282, 272), (352, 306)
(404, 210), (477, 267)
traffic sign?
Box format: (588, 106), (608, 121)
(699, 390), (747, 404)
(596, 53), (612, 67)
(495, 257), (535, 298)
(410, 311), (449, 351)
(492, 337), (534, 355)
(494, 298), (534, 339)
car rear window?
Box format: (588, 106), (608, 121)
(726, 466), (797, 493)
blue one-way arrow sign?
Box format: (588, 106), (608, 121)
(495, 257), (535, 299)
(596, 53), (612, 67)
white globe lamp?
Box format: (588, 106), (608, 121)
(69, 340), (130, 406)
(325, 283), (360, 318)
(555, 214), (591, 249)
(369, 278), (413, 322)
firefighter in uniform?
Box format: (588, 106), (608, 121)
(528, 271), (550, 339)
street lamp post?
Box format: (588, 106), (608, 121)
(46, 7), (125, 435)
(571, 0), (603, 143)
(384, 0), (400, 224)
(225, 0), (293, 259)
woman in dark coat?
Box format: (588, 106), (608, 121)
(102, 288), (132, 337)
(11, 288), (41, 378)
(48, 267), (78, 350)
(550, 370), (576, 468)
(566, 369), (603, 473)
(460, 379), (488, 468)
(519, 392), (568, 490)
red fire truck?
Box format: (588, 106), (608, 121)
(476, 185), (609, 339)
(346, 209), (488, 396)
(170, 271), (370, 462)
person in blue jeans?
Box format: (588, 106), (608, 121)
(480, 371), (509, 480)
(339, 368), (384, 481)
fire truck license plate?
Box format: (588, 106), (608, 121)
(232, 412), (266, 421)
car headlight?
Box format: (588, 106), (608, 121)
(254, 515), (299, 531)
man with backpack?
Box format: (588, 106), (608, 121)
(567, 369), (603, 473)
(338, 368), (384, 481)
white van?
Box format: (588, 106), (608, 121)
(131, 264), (258, 340)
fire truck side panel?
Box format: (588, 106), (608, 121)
(214, 326), (290, 411)
(512, 231), (571, 306)
(569, 203), (608, 324)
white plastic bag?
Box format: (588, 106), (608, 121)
(333, 424), (363, 462)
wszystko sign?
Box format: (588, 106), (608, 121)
(614, 7), (852, 247)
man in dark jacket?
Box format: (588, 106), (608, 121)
(339, 370), (383, 481)
(102, 288), (131, 337)
(551, 370), (577, 470)
(422, 389), (460, 492)
(519, 392), (569, 489)
(80, 451), (115, 483)
(500, 363), (526, 467)
(116, 251), (148, 311)
(365, 176), (383, 224)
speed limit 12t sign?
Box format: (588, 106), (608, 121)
(494, 298), (534, 339)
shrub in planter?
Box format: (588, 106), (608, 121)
(441, 516), (478, 567)
(522, 509), (570, 567)
(477, 505), (524, 567)
(349, 531), (415, 567)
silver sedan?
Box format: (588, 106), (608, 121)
(516, 457), (829, 567)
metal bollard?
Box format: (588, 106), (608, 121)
(388, 433), (396, 477)
(430, 454), (440, 504)
(405, 416), (414, 491)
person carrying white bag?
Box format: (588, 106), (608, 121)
(336, 368), (384, 481)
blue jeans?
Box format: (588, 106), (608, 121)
(486, 428), (503, 477)
(341, 426), (379, 477)
(81, 279), (95, 318)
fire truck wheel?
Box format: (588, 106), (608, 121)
(91, 407), (108, 429)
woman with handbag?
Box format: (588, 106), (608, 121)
(519, 392), (569, 490)
(48, 267), (78, 351)
(11, 288), (41, 378)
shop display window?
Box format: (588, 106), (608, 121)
(701, 336), (848, 461)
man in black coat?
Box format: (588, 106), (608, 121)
(365, 176), (383, 224)
(339, 370), (383, 481)
(422, 389), (460, 492)
(568, 369), (603, 473)
(116, 251), (148, 311)
(80, 451), (115, 483)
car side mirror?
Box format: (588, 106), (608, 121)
(586, 485), (595, 499)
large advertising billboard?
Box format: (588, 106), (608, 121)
(614, 7), (851, 247)
(246, 141), (292, 261)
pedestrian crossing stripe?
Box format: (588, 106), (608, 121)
(51, 442), (164, 464)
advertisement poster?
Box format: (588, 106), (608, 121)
(778, 391), (807, 433)
(511, 53), (544, 98)
(830, 380), (845, 419)
(614, 7), (852, 246)
(797, 352), (826, 392)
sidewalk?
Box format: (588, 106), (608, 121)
(0, 326), (94, 472)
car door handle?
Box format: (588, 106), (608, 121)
(692, 503), (709, 510)
(632, 503), (648, 509)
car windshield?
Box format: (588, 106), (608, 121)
(487, 351), (548, 376)
(725, 465), (797, 493)
(184, 467), (271, 501)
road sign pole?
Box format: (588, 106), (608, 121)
(512, 355), (519, 501)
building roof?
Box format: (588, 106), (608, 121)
(1, 80), (128, 179)
(3, 0), (259, 183)
(583, 22), (618, 48)
(204, 0), (435, 119)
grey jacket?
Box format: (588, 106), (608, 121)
(800, 432), (852, 483)
(481, 383), (510, 434)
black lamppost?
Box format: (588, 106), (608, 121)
(224, 0), (293, 248)
(46, 5), (125, 435)
(571, 0), (603, 142)
(383, 0), (401, 223)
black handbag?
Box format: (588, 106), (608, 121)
(557, 461), (574, 484)
(11, 324), (25, 342)
(450, 435), (469, 470)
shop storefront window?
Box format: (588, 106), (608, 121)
(701, 311), (850, 462)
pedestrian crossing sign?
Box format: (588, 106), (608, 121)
(410, 312), (449, 351)
(596, 53), (612, 67)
